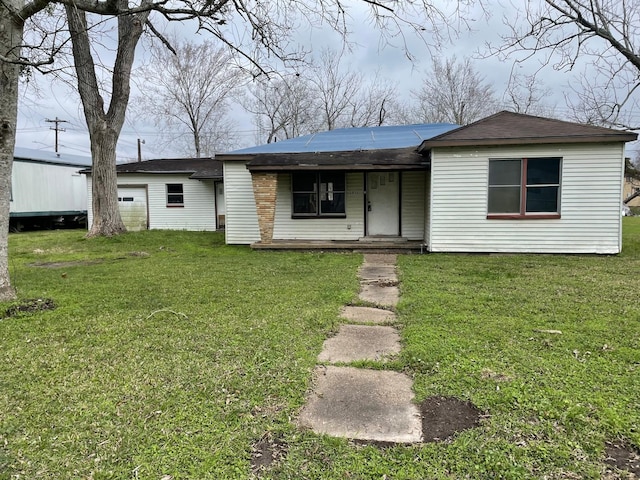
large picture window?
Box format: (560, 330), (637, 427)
(488, 157), (561, 218)
(292, 172), (346, 217)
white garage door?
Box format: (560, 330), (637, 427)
(118, 186), (147, 231)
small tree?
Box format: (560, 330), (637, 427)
(135, 38), (242, 157)
(244, 76), (317, 144)
(412, 56), (498, 125)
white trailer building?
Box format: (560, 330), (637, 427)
(10, 147), (91, 230)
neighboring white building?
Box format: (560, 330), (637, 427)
(85, 157), (224, 232)
(10, 147), (91, 230)
(219, 112), (637, 254)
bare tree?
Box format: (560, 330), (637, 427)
(0, 0), (482, 300)
(502, 70), (556, 117)
(245, 51), (405, 144)
(310, 49), (364, 131)
(244, 76), (317, 144)
(492, 0), (640, 129)
(134, 38), (242, 157)
(347, 72), (402, 128)
(411, 56), (498, 125)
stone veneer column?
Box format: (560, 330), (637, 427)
(251, 172), (278, 244)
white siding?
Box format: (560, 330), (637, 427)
(401, 171), (426, 240)
(223, 161), (260, 244)
(429, 143), (625, 254)
(10, 160), (87, 215)
(424, 171), (432, 243)
(273, 173), (364, 240)
(87, 174), (217, 231)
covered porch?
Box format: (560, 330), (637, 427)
(247, 148), (431, 249)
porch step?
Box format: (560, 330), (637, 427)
(251, 240), (425, 252)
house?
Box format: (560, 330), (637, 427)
(219, 111), (637, 254)
(85, 157), (224, 231)
(10, 147), (91, 231)
(623, 160), (640, 213)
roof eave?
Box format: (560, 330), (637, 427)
(418, 134), (638, 151)
(246, 163), (429, 172)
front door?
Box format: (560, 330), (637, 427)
(366, 172), (399, 236)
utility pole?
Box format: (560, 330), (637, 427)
(45, 117), (68, 153)
(137, 138), (145, 162)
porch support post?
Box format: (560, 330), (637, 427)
(251, 172), (278, 244)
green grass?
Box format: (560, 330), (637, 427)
(1, 220), (639, 479)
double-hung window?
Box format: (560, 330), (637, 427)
(166, 184), (184, 207)
(488, 157), (561, 218)
(292, 172), (346, 217)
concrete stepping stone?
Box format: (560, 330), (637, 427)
(363, 253), (397, 266)
(359, 283), (399, 307)
(299, 366), (422, 443)
(340, 306), (396, 324)
(358, 264), (397, 284)
(318, 325), (401, 363)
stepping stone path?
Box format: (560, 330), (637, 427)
(299, 254), (422, 443)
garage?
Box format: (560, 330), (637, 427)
(117, 186), (148, 231)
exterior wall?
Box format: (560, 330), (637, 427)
(10, 160), (87, 216)
(272, 173), (364, 240)
(424, 171), (432, 243)
(400, 171), (426, 240)
(429, 143), (625, 254)
(224, 161), (261, 244)
(87, 173), (217, 231)
(252, 172), (278, 243)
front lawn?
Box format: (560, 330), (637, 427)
(1, 220), (639, 479)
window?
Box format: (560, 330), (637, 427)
(292, 172), (346, 217)
(166, 184), (184, 206)
(488, 157), (561, 218)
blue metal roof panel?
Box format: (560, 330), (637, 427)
(13, 147), (92, 167)
(233, 123), (460, 154)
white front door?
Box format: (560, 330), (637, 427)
(366, 172), (399, 236)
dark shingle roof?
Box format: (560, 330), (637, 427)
(109, 158), (223, 179)
(418, 111), (638, 150)
(244, 148), (427, 171)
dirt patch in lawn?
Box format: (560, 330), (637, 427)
(30, 252), (150, 269)
(420, 396), (482, 442)
(29, 260), (103, 269)
(604, 441), (640, 476)
(250, 435), (287, 475)
(3, 298), (56, 318)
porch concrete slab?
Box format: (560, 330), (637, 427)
(318, 325), (401, 363)
(358, 264), (397, 284)
(359, 283), (399, 307)
(363, 253), (397, 266)
(298, 366), (422, 443)
(340, 306), (397, 324)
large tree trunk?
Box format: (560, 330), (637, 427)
(88, 128), (126, 236)
(66, 2), (149, 237)
(0, 9), (24, 301)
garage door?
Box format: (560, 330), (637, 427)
(118, 186), (147, 231)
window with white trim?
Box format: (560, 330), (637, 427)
(488, 157), (561, 218)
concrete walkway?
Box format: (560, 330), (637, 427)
(299, 254), (422, 443)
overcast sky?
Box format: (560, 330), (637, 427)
(14, 1), (613, 162)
